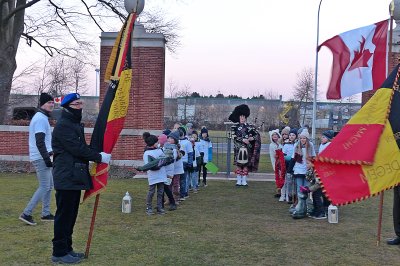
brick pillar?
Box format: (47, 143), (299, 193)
(99, 23), (165, 163)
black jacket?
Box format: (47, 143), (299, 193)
(52, 109), (102, 190)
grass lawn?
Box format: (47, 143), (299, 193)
(1, 173), (400, 265)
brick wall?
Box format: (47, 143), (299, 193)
(0, 23), (165, 167)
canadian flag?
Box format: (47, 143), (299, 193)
(54, 96), (64, 104)
(319, 20), (388, 100)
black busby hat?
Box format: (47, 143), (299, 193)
(228, 104), (250, 123)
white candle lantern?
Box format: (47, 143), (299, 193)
(328, 204), (338, 223)
(122, 191), (132, 213)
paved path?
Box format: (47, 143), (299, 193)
(134, 172), (275, 182)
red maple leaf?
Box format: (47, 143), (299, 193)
(348, 36), (373, 71)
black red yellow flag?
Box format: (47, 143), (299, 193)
(314, 65), (400, 205)
(83, 13), (137, 201)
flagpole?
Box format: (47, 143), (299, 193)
(377, 9), (394, 246)
(312, 0), (323, 142)
(85, 194), (100, 258)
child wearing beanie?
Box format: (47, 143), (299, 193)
(143, 135), (167, 215)
(198, 126), (212, 187)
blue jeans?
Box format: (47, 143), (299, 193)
(294, 174), (309, 196)
(23, 159), (53, 216)
(180, 171), (189, 198)
(190, 170), (199, 189)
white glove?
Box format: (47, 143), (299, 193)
(100, 152), (111, 164)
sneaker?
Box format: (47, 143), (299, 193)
(19, 213), (37, 225)
(41, 214), (55, 221)
(168, 204), (177, 211)
(204, 184), (208, 187)
(68, 251), (85, 259)
(145, 208), (154, 215)
(51, 254), (81, 264)
(157, 208), (166, 215)
(312, 213), (327, 220)
(178, 197), (186, 201)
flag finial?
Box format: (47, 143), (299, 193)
(124, 0), (145, 14)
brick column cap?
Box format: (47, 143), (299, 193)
(101, 23), (165, 48)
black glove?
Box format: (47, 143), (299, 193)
(44, 157), (53, 167)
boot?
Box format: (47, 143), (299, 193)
(279, 183), (286, 202)
(292, 192), (307, 219)
(236, 175), (242, 186)
(242, 175), (248, 186)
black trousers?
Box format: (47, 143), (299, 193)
(393, 186), (400, 237)
(162, 184), (175, 208)
(52, 190), (81, 257)
(198, 163), (207, 185)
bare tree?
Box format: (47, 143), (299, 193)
(166, 78), (179, 98)
(293, 67), (316, 125)
(68, 59), (89, 94)
(263, 89), (280, 100)
(0, 0), (181, 123)
(176, 84), (192, 123)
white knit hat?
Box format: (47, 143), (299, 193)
(299, 128), (310, 139)
(281, 126), (290, 135)
(269, 129), (281, 142)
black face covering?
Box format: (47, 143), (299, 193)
(65, 106), (83, 121)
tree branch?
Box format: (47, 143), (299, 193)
(2, 0), (42, 24)
(79, 0), (104, 32)
(98, 0), (126, 20)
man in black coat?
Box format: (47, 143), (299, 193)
(51, 93), (111, 264)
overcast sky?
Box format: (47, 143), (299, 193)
(15, 0), (392, 101)
(161, 0), (391, 101)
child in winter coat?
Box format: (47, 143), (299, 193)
(281, 128), (297, 203)
(178, 126), (193, 200)
(291, 128), (316, 197)
(189, 131), (201, 192)
(158, 134), (177, 211)
(269, 129), (283, 197)
(301, 129), (335, 218)
(167, 130), (183, 203)
(143, 135), (168, 215)
(198, 127), (213, 187)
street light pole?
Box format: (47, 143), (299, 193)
(95, 68), (100, 97)
(311, 0), (323, 143)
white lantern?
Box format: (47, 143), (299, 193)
(124, 0), (145, 15)
(328, 204), (338, 223)
(122, 191), (132, 213)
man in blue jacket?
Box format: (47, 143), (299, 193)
(51, 93), (111, 264)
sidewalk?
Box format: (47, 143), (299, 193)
(133, 172), (275, 182)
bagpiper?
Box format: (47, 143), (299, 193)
(229, 104), (261, 186)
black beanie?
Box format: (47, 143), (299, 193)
(145, 135), (158, 147)
(39, 93), (54, 107)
